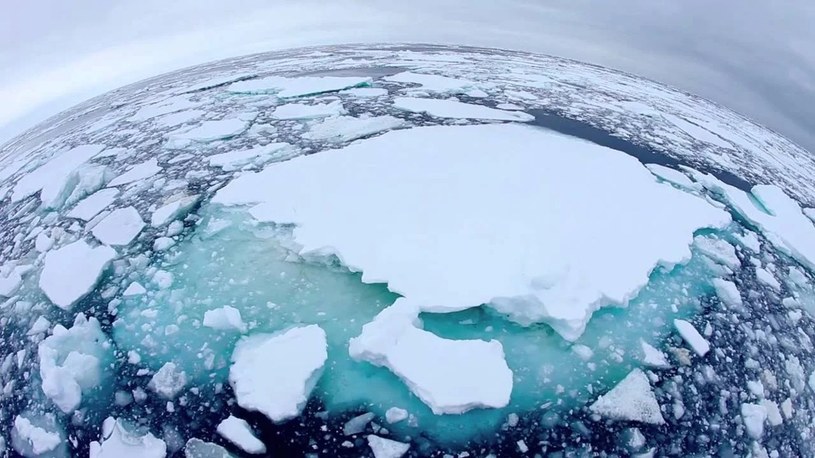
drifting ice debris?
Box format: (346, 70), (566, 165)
(393, 96), (535, 121)
(122, 281), (146, 297)
(227, 75), (372, 97)
(90, 417), (167, 458)
(0, 268), (22, 297)
(168, 118), (252, 143)
(589, 368), (666, 425)
(229, 325), (327, 422)
(108, 158), (162, 187)
(303, 115), (406, 143)
(340, 87), (388, 97)
(755, 267), (781, 291)
(214, 123), (730, 341)
(148, 362), (188, 399)
(39, 240), (116, 309)
(67, 188), (119, 221)
(155, 109), (206, 128)
(11, 414), (65, 457)
(63, 164), (114, 207)
(91, 206), (145, 246)
(129, 96), (201, 122)
(693, 236), (740, 270)
(271, 100), (345, 120)
(203, 305), (247, 333)
(27, 316), (51, 335)
(184, 438), (234, 458)
(216, 416), (266, 454)
(741, 403), (767, 439)
(384, 71), (478, 94)
(385, 407), (409, 424)
(645, 164), (697, 190)
(639, 339), (671, 368)
(150, 195), (200, 226)
(344, 412), (375, 436)
(673, 319), (710, 356)
(367, 435), (410, 458)
(38, 314), (113, 413)
(207, 144), (293, 171)
(712, 278), (743, 307)
(11, 144), (105, 203)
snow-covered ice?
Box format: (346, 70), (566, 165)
(385, 407), (409, 424)
(755, 267), (781, 291)
(168, 118), (252, 144)
(38, 240), (116, 309)
(123, 282), (146, 296)
(385, 71), (478, 93)
(229, 325), (327, 422)
(589, 369), (665, 424)
(150, 195), (200, 226)
(712, 278), (743, 307)
(203, 305), (247, 333)
(646, 164), (698, 190)
(640, 339), (670, 368)
(673, 319), (711, 357)
(89, 417), (167, 458)
(214, 123), (730, 341)
(67, 188), (119, 221)
(271, 100), (345, 120)
(207, 144), (293, 171)
(0, 268), (23, 297)
(107, 158), (162, 187)
(11, 414), (63, 456)
(91, 206), (145, 246)
(184, 438), (233, 458)
(340, 87), (388, 97)
(216, 415), (265, 454)
(12, 144), (105, 204)
(304, 115), (405, 143)
(148, 362), (187, 399)
(227, 76), (371, 97)
(741, 403), (767, 439)
(129, 96), (200, 122)
(367, 435), (410, 458)
(393, 97), (535, 121)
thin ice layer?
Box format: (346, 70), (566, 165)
(39, 240), (116, 309)
(393, 97), (534, 122)
(214, 123), (730, 341)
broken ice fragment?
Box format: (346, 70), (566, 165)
(385, 407), (409, 424)
(343, 412), (375, 436)
(393, 97), (534, 121)
(384, 71), (478, 94)
(712, 278), (743, 307)
(150, 195), (200, 226)
(168, 118), (251, 143)
(271, 100), (345, 120)
(185, 438), (234, 458)
(740, 403), (767, 439)
(645, 164), (697, 190)
(589, 368), (665, 425)
(367, 435), (410, 458)
(304, 115), (405, 143)
(148, 362), (188, 399)
(203, 305), (247, 333)
(673, 319), (710, 356)
(227, 76), (372, 97)
(229, 325), (327, 422)
(123, 282), (146, 297)
(216, 416), (265, 454)
(12, 144), (105, 203)
(67, 188), (119, 221)
(207, 144), (294, 172)
(639, 339), (670, 369)
(11, 414), (65, 457)
(108, 159), (162, 187)
(91, 206), (145, 246)
(89, 417), (167, 458)
(39, 240), (116, 309)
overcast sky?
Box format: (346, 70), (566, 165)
(1, 0), (813, 151)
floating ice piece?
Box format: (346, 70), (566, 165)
(151, 195), (200, 226)
(39, 240), (116, 309)
(27, 316), (51, 335)
(208, 144), (294, 171)
(645, 164), (697, 190)
(91, 206), (145, 246)
(203, 305), (247, 333)
(712, 278), (743, 307)
(343, 412), (375, 436)
(761, 399), (783, 426)
(67, 188), (119, 221)
(694, 236), (740, 270)
(340, 87), (388, 97)
(229, 325), (327, 422)
(349, 300), (513, 415)
(214, 123), (730, 341)
(639, 339), (670, 368)
(271, 101), (345, 120)
(64, 164), (114, 207)
(148, 362), (187, 399)
(741, 403), (767, 439)
(589, 368), (665, 424)
(184, 438), (234, 458)
(108, 159), (162, 187)
(673, 319), (710, 356)
(11, 414), (64, 456)
(367, 435), (410, 458)
(169, 118), (251, 143)
(12, 144), (106, 204)
(393, 97), (534, 121)
(153, 237), (175, 251)
(304, 115), (405, 143)
(0, 268), (22, 297)
(129, 96), (200, 122)
(384, 71), (478, 93)
(217, 416), (265, 454)
(755, 268), (781, 292)
(385, 407), (409, 424)
(227, 76), (371, 97)
(38, 314), (113, 413)
(123, 282), (146, 297)
(90, 417), (167, 458)
(156, 109), (206, 128)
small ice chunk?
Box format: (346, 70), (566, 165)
(384, 71), (477, 94)
(673, 319), (710, 356)
(571, 344), (594, 361)
(712, 278), (743, 307)
(227, 75), (372, 97)
(35, 231), (54, 252)
(67, 188), (119, 221)
(153, 237), (175, 251)
(736, 231), (761, 252)
(216, 416), (265, 454)
(367, 435), (410, 458)
(0, 268), (22, 297)
(343, 412), (375, 436)
(12, 144), (105, 203)
(129, 96), (200, 122)
(761, 400), (783, 426)
(385, 407), (408, 424)
(271, 100), (345, 120)
(694, 236), (740, 270)
(39, 240), (116, 309)
(755, 268), (781, 292)
(340, 87), (388, 97)
(639, 339), (670, 368)
(27, 316), (51, 335)
(203, 305), (247, 333)
(169, 118), (251, 143)
(11, 415), (63, 456)
(152, 270), (173, 289)
(156, 109), (206, 128)
(304, 115), (405, 143)
(150, 195), (200, 226)
(108, 159), (162, 187)
(123, 282), (146, 297)
(208, 144), (294, 171)
(590, 369), (665, 424)
(229, 325), (327, 422)
(185, 438), (233, 458)
(645, 164), (696, 190)
(148, 362), (187, 399)
(393, 97), (534, 121)
(741, 403), (767, 439)
(89, 417), (167, 458)
(516, 440), (529, 453)
(91, 206), (145, 246)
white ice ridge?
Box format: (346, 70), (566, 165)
(229, 325), (328, 423)
(39, 240), (116, 309)
(107, 158), (162, 187)
(227, 76), (372, 97)
(217, 415), (266, 454)
(91, 206), (145, 246)
(589, 368), (666, 424)
(349, 299), (513, 414)
(11, 144), (105, 204)
(393, 97), (535, 122)
(271, 100), (345, 120)
(90, 417), (167, 458)
(208, 143), (294, 171)
(384, 71), (479, 93)
(213, 123), (731, 341)
(38, 314), (112, 413)
(304, 116), (406, 143)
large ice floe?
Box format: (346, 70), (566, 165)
(2, 44), (815, 457)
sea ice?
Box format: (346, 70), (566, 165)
(107, 158), (162, 187)
(129, 96), (200, 122)
(216, 416), (265, 454)
(207, 144), (294, 171)
(343, 412), (375, 435)
(304, 115), (406, 143)
(741, 403), (767, 439)
(213, 123), (730, 341)
(39, 240), (116, 309)
(340, 87), (388, 97)
(639, 339), (670, 369)
(184, 438), (233, 458)
(755, 268), (781, 292)
(91, 206), (145, 246)
(155, 109), (206, 128)
(393, 97), (534, 121)
(38, 314), (113, 413)
(148, 362), (188, 399)
(589, 368), (665, 424)
(712, 278), (743, 307)
(271, 100), (345, 120)
(229, 325), (327, 422)
(203, 305), (247, 333)
(168, 118), (251, 143)
(67, 188), (119, 221)
(12, 144), (105, 204)
(367, 435), (410, 458)
(693, 236), (740, 270)
(384, 71), (478, 93)
(123, 282), (146, 296)
(0, 268), (22, 297)
(673, 319), (710, 357)
(89, 417), (167, 458)
(385, 407), (409, 424)
(150, 195), (200, 226)
(11, 414), (64, 457)
(63, 164), (114, 207)
(645, 164), (697, 190)
(227, 76), (371, 97)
